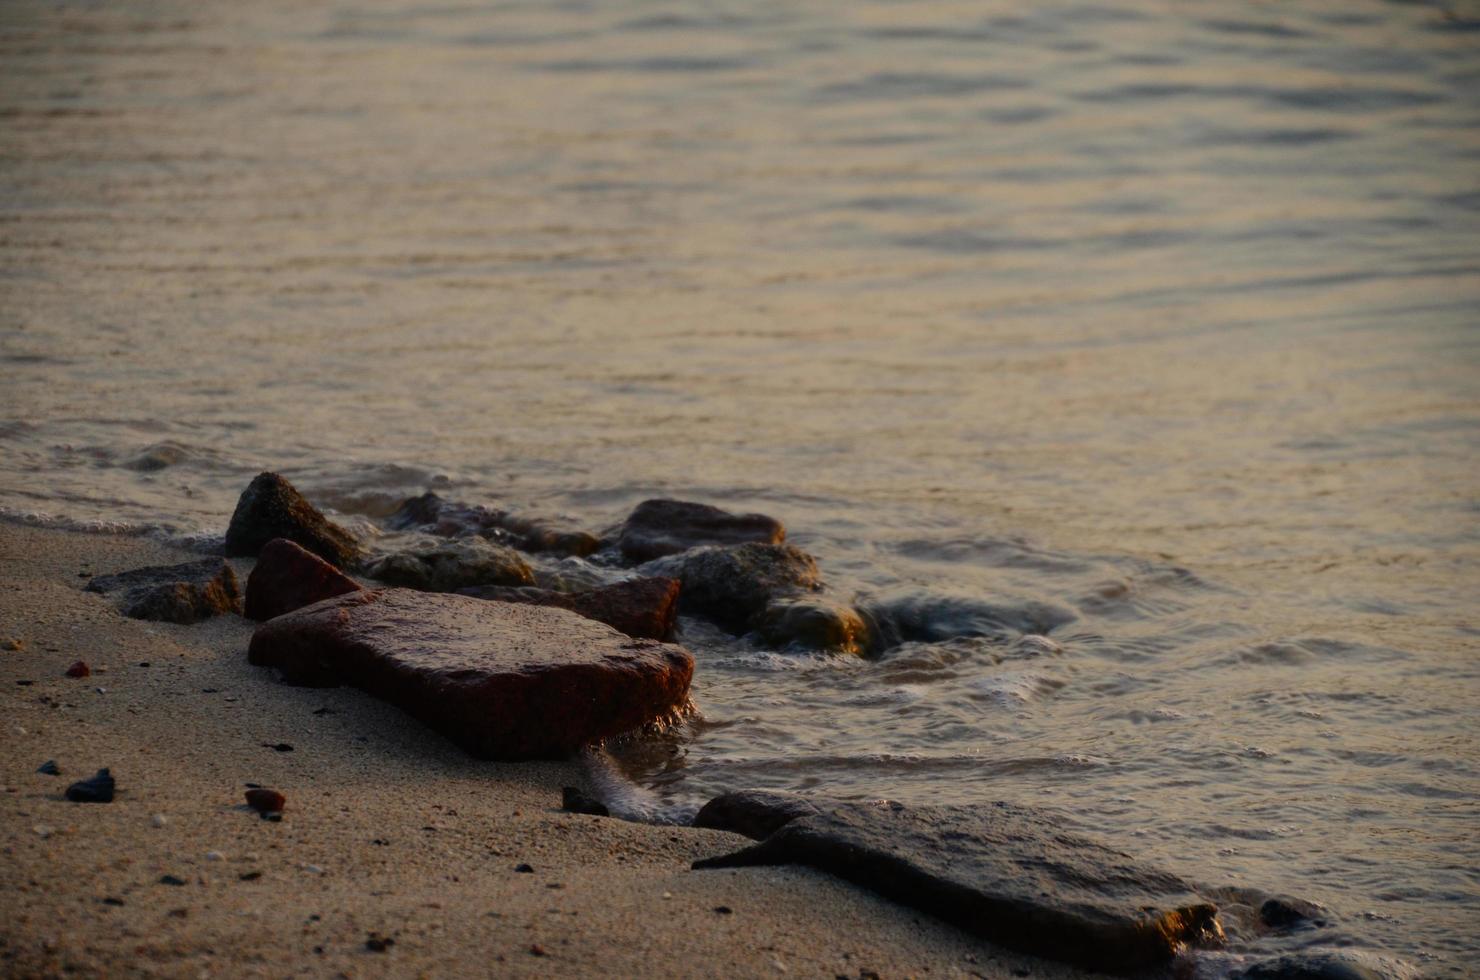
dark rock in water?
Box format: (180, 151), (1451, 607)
(245, 788), (285, 814)
(388, 492), (599, 557)
(858, 590), (1076, 647)
(248, 588), (694, 760)
(644, 543), (820, 633)
(65, 660), (90, 678)
(693, 799), (1222, 974)
(363, 538), (535, 592)
(87, 559), (243, 624)
(245, 538), (363, 621)
(561, 786), (609, 817)
(694, 790), (823, 840)
(757, 598), (874, 656)
(225, 472), (361, 568)
(617, 498), (786, 563)
(37, 760), (61, 776)
(459, 577), (680, 641)
(65, 768), (116, 803)
(1260, 895), (1331, 930)
(1230, 949), (1410, 980)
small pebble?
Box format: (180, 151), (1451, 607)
(206, 851), (224, 862)
(239, 871), (262, 881)
(262, 742), (293, 752)
(65, 661), (90, 678)
(2, 638), (24, 651)
(65, 768), (115, 803)
(36, 760), (61, 776)
(33, 825), (54, 839)
(529, 944), (547, 957)
(303, 864), (324, 875)
(714, 906), (733, 915)
(365, 932), (395, 953)
(245, 788), (286, 815)
(159, 875), (187, 887)
(101, 897), (125, 907)
(151, 814), (168, 828)
(514, 863), (534, 873)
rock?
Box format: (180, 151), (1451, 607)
(1260, 895), (1331, 930)
(248, 589), (694, 760)
(159, 875), (187, 886)
(643, 543), (820, 633)
(692, 800), (1222, 974)
(858, 590), (1076, 647)
(561, 787), (610, 817)
(363, 538), (534, 592)
(64, 660), (90, 678)
(225, 472), (361, 568)
(2, 637), (24, 651)
(694, 790), (822, 840)
(757, 598), (874, 656)
(36, 760), (61, 776)
(1230, 949), (1414, 980)
(365, 933), (395, 953)
(514, 863), (535, 873)
(388, 492), (599, 557)
(65, 768), (116, 803)
(86, 558), (243, 624)
(244, 538), (363, 621)
(617, 498), (786, 563)
(245, 788), (285, 815)
(459, 577), (680, 641)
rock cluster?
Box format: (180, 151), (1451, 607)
(87, 559), (243, 624)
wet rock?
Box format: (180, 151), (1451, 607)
(1230, 949), (1412, 980)
(757, 598), (874, 656)
(244, 538), (363, 621)
(561, 787), (610, 817)
(87, 558), (243, 624)
(694, 790), (823, 840)
(459, 577), (680, 641)
(225, 472), (361, 568)
(65, 660), (90, 678)
(65, 768), (116, 803)
(388, 492), (598, 557)
(248, 589), (694, 760)
(693, 799), (1222, 974)
(617, 498), (786, 563)
(363, 538), (534, 592)
(1260, 895), (1331, 930)
(245, 788), (285, 815)
(643, 543), (820, 633)
(858, 590), (1076, 647)
(36, 760), (61, 776)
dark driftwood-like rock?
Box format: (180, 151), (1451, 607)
(225, 472), (360, 568)
(644, 543), (820, 633)
(458, 577), (680, 641)
(245, 538), (363, 621)
(617, 499), (785, 563)
(363, 538), (534, 592)
(693, 800), (1222, 974)
(87, 559), (242, 624)
(694, 790), (823, 840)
(248, 589), (694, 760)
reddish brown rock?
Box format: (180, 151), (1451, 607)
(616, 499), (785, 563)
(225, 472), (361, 568)
(245, 788), (285, 814)
(457, 577), (680, 641)
(248, 589), (694, 760)
(245, 538), (364, 621)
(65, 660), (90, 678)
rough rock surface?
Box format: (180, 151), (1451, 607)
(758, 597), (874, 656)
(643, 543), (820, 632)
(363, 538), (535, 592)
(248, 589), (694, 760)
(388, 492), (599, 557)
(87, 559), (243, 624)
(694, 790), (823, 840)
(245, 538), (363, 621)
(225, 472), (361, 568)
(617, 499), (785, 563)
(458, 577), (680, 641)
(693, 799), (1222, 974)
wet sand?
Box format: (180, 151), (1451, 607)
(0, 522), (1087, 979)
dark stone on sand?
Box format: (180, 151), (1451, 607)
(88, 558), (243, 624)
(247, 589), (694, 760)
(65, 660), (90, 678)
(1230, 949), (1408, 980)
(65, 768), (116, 803)
(758, 598), (874, 656)
(514, 863), (535, 873)
(1260, 895), (1330, 930)
(858, 590), (1077, 647)
(245, 538), (363, 621)
(363, 538), (535, 592)
(159, 875), (187, 887)
(365, 932), (395, 952)
(37, 760), (61, 776)
(561, 786), (610, 817)
(643, 543), (820, 632)
(617, 498), (786, 563)
(693, 799), (1222, 974)
(459, 577), (680, 641)
(245, 788), (286, 814)
(225, 472), (361, 568)
(694, 790), (823, 840)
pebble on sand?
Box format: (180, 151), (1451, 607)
(245, 788), (286, 815)
(64, 768), (115, 803)
(65, 661), (90, 678)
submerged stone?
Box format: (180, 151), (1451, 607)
(363, 538), (535, 592)
(87, 559), (243, 624)
(458, 577), (680, 641)
(757, 597), (874, 656)
(694, 790), (823, 840)
(225, 472), (361, 568)
(617, 499), (786, 563)
(858, 590), (1076, 647)
(247, 589), (693, 760)
(245, 538), (363, 621)
(692, 799), (1222, 974)
(643, 543), (820, 633)
(65, 768), (116, 803)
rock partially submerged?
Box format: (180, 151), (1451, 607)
(363, 538), (535, 592)
(458, 577), (680, 641)
(225, 472), (361, 568)
(248, 589), (694, 760)
(87, 559), (243, 624)
(643, 543), (820, 633)
(692, 798), (1222, 974)
(859, 590), (1077, 646)
(694, 790), (823, 840)
(757, 597), (875, 656)
(617, 499), (786, 563)
(388, 492), (599, 557)
(244, 538), (363, 621)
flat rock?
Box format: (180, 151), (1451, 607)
(225, 472), (361, 568)
(694, 790), (823, 840)
(642, 543), (820, 633)
(248, 589), (693, 760)
(693, 799), (1222, 974)
(458, 577), (680, 641)
(617, 499), (785, 563)
(363, 538), (535, 592)
(87, 559), (242, 624)
(245, 538), (363, 621)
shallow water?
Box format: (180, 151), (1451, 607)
(3, 0), (1479, 973)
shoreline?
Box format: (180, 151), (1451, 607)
(0, 521), (1080, 979)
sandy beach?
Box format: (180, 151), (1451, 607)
(0, 522), (1087, 979)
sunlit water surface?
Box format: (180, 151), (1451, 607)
(3, 0), (1478, 973)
